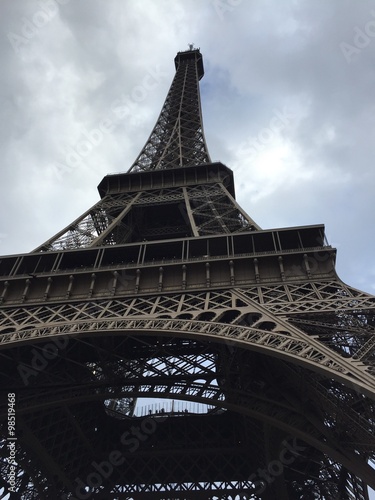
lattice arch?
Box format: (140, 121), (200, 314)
(1, 47), (375, 499)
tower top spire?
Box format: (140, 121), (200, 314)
(128, 48), (209, 172)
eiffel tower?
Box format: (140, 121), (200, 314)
(1, 47), (375, 500)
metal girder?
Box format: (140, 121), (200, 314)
(1, 331), (373, 496)
(1, 47), (375, 499)
(32, 181), (259, 251)
(128, 49), (210, 172)
(1, 311), (374, 394)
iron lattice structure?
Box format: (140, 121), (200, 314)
(1, 48), (375, 500)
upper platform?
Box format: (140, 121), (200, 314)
(174, 48), (204, 80)
(98, 162), (235, 198)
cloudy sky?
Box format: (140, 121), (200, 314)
(0, 0), (375, 496)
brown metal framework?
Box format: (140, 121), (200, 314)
(1, 48), (375, 499)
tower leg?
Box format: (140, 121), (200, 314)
(261, 425), (291, 500)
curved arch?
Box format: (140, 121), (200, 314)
(2, 317), (374, 399)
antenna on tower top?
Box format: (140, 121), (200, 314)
(188, 43), (194, 50)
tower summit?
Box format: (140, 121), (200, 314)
(1, 48), (375, 499)
(129, 47), (208, 172)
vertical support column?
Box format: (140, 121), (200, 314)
(182, 265), (187, 290)
(229, 260), (235, 285)
(182, 187), (200, 236)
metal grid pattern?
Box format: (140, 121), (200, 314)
(35, 182), (258, 251)
(0, 48), (374, 499)
(128, 49), (211, 172)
